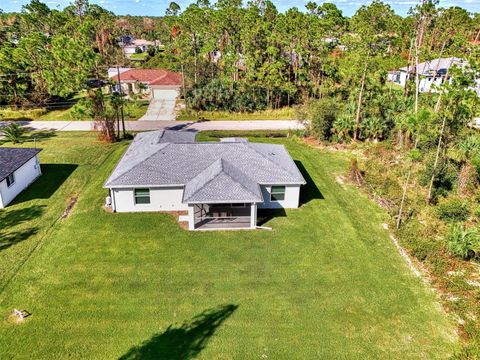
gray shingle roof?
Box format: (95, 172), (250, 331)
(400, 57), (464, 75)
(0, 148), (42, 182)
(104, 130), (305, 203)
(183, 158), (262, 203)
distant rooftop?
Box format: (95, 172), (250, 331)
(110, 69), (182, 86)
(400, 57), (466, 75)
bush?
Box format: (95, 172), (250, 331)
(446, 224), (480, 260)
(420, 154), (457, 199)
(301, 98), (340, 141)
(0, 123), (25, 143)
(187, 79), (265, 112)
(436, 198), (470, 222)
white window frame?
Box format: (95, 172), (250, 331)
(134, 188), (150, 205)
(6, 173), (15, 187)
(270, 185), (286, 202)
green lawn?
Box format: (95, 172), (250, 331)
(0, 100), (149, 122)
(0, 132), (458, 359)
(177, 107), (297, 121)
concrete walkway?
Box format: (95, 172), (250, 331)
(3, 120), (304, 132)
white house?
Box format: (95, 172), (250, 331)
(119, 38), (160, 58)
(108, 68), (182, 100)
(387, 57), (480, 94)
(0, 148), (42, 208)
(104, 130), (306, 230)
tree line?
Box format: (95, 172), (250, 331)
(1, 0), (479, 108)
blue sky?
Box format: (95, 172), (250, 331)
(2, 0), (480, 17)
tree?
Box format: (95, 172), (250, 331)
(452, 135), (480, 196)
(426, 63), (480, 202)
(1, 123), (25, 143)
(348, 0), (399, 141)
(166, 2), (181, 17)
(362, 116), (386, 142)
(302, 98), (340, 141)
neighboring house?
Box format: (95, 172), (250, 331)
(108, 68), (183, 100)
(119, 37), (160, 58)
(387, 57), (480, 94)
(0, 148), (42, 209)
(104, 130), (306, 230)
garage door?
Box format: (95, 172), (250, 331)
(152, 88), (180, 100)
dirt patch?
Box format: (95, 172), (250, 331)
(61, 195), (78, 219)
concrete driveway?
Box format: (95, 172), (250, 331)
(138, 98), (177, 121)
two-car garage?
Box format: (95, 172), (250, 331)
(152, 86), (180, 101)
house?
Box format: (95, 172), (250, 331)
(118, 37), (160, 58)
(108, 68), (182, 100)
(0, 148), (42, 208)
(387, 57), (480, 95)
(104, 130), (306, 230)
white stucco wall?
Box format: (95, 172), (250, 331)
(257, 185), (301, 209)
(111, 186), (188, 212)
(0, 155), (41, 209)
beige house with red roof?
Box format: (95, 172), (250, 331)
(108, 68), (182, 100)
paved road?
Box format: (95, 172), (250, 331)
(138, 99), (176, 121)
(2, 120), (304, 132)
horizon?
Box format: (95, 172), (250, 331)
(2, 0), (480, 18)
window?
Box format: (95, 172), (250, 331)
(270, 186), (285, 201)
(6, 173), (15, 187)
(134, 188), (150, 204)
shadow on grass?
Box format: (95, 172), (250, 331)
(13, 164), (77, 204)
(0, 127), (57, 146)
(257, 208), (287, 226)
(119, 304), (238, 360)
(0, 205), (44, 251)
(295, 160), (324, 205)
(24, 130), (58, 142)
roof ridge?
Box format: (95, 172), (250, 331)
(183, 158), (261, 202)
(183, 159), (224, 201)
(220, 158), (262, 200)
(150, 72), (168, 84)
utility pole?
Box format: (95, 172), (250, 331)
(116, 64), (126, 138)
(181, 63), (186, 103)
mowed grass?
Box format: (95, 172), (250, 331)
(0, 132), (458, 359)
(0, 100), (149, 121)
(177, 107), (297, 121)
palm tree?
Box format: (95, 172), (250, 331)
(453, 135), (480, 196)
(446, 224), (480, 260)
(332, 115), (355, 143)
(362, 116), (386, 142)
(1, 123), (24, 144)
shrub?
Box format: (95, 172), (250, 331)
(446, 224), (480, 260)
(301, 98), (340, 141)
(436, 198), (470, 222)
(186, 79), (270, 112)
(1, 123), (25, 143)
(420, 154), (457, 199)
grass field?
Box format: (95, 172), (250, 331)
(0, 100), (149, 122)
(0, 131), (458, 359)
(177, 107), (297, 121)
